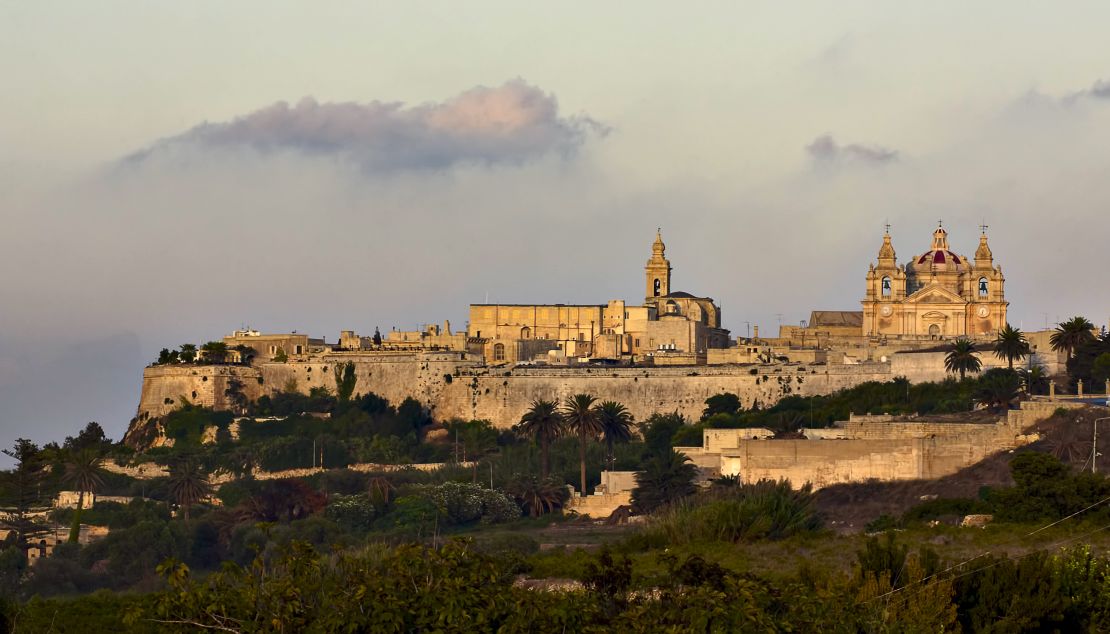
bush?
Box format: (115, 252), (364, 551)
(419, 482), (520, 526)
(646, 479), (822, 544)
(326, 494), (377, 531)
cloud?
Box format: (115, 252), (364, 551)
(124, 79), (606, 171)
(806, 134), (898, 165)
(1056, 78), (1110, 104)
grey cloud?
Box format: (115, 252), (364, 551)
(1059, 78), (1110, 104)
(124, 80), (606, 171)
(806, 135), (898, 165)
(1086, 79), (1110, 99)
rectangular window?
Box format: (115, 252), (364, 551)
(294, 345), (303, 354)
(634, 338), (640, 347)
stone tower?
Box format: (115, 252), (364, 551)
(645, 229), (671, 299)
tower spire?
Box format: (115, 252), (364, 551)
(646, 229), (671, 299)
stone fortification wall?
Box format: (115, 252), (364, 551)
(135, 353), (480, 423)
(433, 362), (893, 428)
(135, 357), (895, 434)
(135, 365), (261, 420)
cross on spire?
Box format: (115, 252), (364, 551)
(883, 219), (891, 233)
(979, 221), (989, 234)
(937, 219), (944, 228)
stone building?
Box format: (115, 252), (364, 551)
(223, 330), (323, 361)
(467, 231), (730, 364)
(862, 224), (1007, 339)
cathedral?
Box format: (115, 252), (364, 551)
(467, 231), (729, 364)
(862, 224), (1007, 339)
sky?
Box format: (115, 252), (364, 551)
(2, 2), (1110, 452)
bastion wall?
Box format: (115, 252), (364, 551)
(134, 357), (898, 436)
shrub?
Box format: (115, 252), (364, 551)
(326, 494), (377, 531)
(647, 479), (822, 544)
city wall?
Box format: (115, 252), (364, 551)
(135, 348), (1040, 440)
(135, 356), (899, 433)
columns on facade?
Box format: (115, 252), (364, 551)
(1049, 380), (1056, 399)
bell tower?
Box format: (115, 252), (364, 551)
(645, 229), (671, 300)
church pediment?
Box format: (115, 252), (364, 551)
(904, 284), (965, 305)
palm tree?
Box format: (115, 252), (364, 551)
(179, 343), (198, 363)
(1050, 316), (1096, 360)
(61, 449), (105, 543)
(506, 475), (569, 517)
(975, 370), (1021, 412)
(562, 394), (604, 496)
(630, 449), (698, 514)
(993, 323), (1031, 370)
(514, 399), (565, 479)
(167, 457), (212, 523)
(596, 401), (634, 470)
(944, 338), (982, 380)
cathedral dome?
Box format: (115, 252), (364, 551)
(909, 226), (967, 274)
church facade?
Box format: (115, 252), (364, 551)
(862, 225), (1007, 339)
(467, 232), (730, 364)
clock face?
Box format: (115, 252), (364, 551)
(880, 305), (893, 317)
(977, 306), (990, 318)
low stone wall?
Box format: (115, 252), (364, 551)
(680, 401), (1060, 490)
(567, 492), (631, 518)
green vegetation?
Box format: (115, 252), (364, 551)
(7, 368), (1110, 630)
(1051, 315), (1096, 360)
(944, 337), (982, 380)
(993, 323), (1031, 369)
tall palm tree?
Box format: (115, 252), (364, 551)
(596, 401), (634, 470)
(944, 338), (982, 380)
(514, 399), (565, 479)
(993, 323), (1031, 370)
(61, 449), (105, 543)
(562, 394), (604, 496)
(167, 457), (212, 523)
(1050, 316), (1096, 360)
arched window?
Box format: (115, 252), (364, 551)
(520, 326), (531, 340)
(653, 278), (661, 296)
(928, 324), (941, 338)
(665, 300), (679, 315)
(978, 277), (988, 297)
(881, 276), (892, 297)
(493, 343), (505, 362)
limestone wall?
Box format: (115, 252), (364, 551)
(718, 430), (1024, 490)
(698, 404), (1043, 489)
(135, 357), (895, 436)
(135, 364), (261, 420)
(433, 363), (894, 428)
